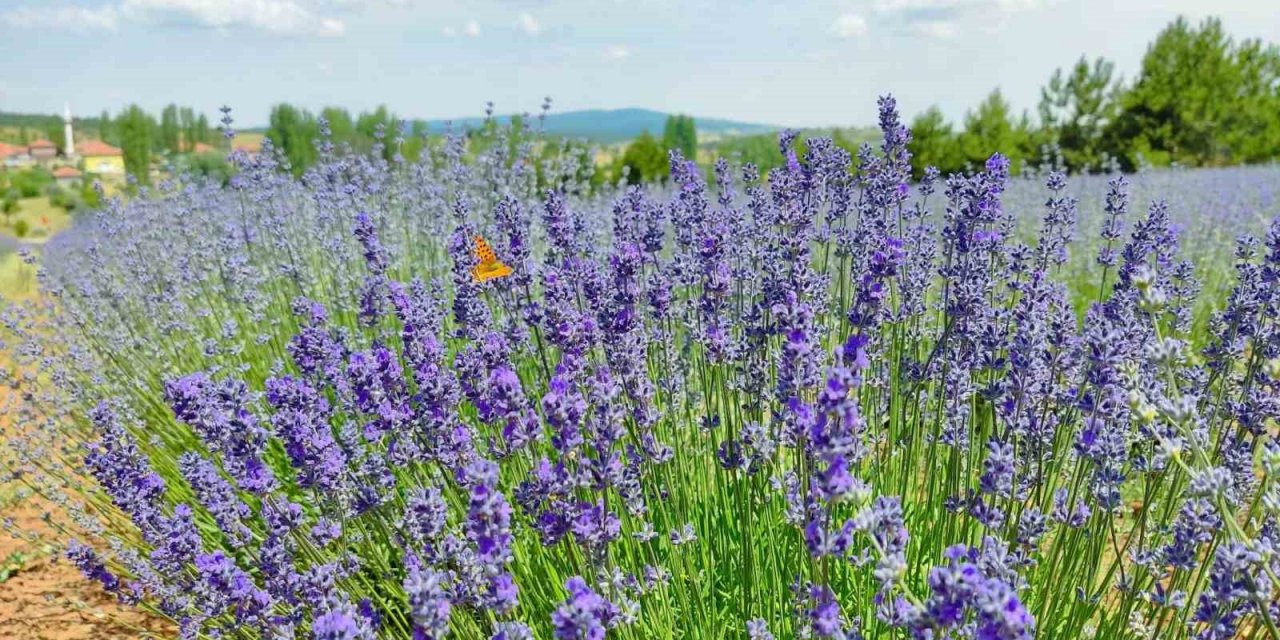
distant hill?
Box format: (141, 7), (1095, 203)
(2, 108), (788, 147)
(418, 108), (782, 143)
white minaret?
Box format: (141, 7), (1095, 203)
(63, 102), (75, 157)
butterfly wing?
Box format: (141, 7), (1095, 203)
(474, 262), (513, 282)
(473, 235), (497, 266)
(472, 235), (512, 282)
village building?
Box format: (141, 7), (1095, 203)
(53, 166), (82, 186)
(0, 142), (30, 168)
(27, 139), (57, 162)
(78, 140), (125, 175)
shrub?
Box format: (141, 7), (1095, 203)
(78, 182), (102, 212)
(12, 218), (29, 237)
(181, 151), (234, 185)
(9, 167), (52, 198)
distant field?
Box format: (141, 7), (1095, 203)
(0, 197), (69, 299)
(1, 197), (72, 242)
(232, 131), (265, 150)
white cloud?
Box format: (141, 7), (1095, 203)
(2, 5), (120, 31)
(911, 19), (960, 38)
(603, 44), (630, 60)
(872, 0), (1042, 12)
(873, 0), (958, 11)
(994, 0), (1044, 10)
(318, 17), (345, 36)
(122, 0), (345, 37)
(443, 19), (479, 38)
(831, 12), (867, 38)
(867, 0), (1042, 37)
(323, 0), (407, 6)
(3, 0), (347, 37)
(517, 12), (540, 35)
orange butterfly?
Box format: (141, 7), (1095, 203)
(472, 235), (513, 283)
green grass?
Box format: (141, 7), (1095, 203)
(0, 197), (72, 242)
(0, 251), (38, 300)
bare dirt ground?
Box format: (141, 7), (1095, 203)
(1, 385), (172, 639)
(0, 502), (171, 639)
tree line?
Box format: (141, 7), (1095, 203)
(609, 15), (1279, 183)
(907, 16), (1280, 177)
(262, 104), (436, 174)
(107, 104), (224, 185)
(608, 113), (700, 184)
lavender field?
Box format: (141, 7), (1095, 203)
(3, 99), (1280, 640)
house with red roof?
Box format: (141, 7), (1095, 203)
(0, 141), (35, 168)
(28, 139), (57, 162)
(79, 140), (125, 175)
(53, 166), (83, 186)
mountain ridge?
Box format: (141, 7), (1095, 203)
(417, 107), (783, 143)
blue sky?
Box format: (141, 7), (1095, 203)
(2, 0), (1277, 128)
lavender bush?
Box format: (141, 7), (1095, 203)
(3, 97), (1280, 639)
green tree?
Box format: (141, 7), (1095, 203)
(907, 106), (963, 178)
(620, 132), (667, 184)
(1039, 56), (1121, 172)
(195, 114), (211, 147)
(1225, 39), (1280, 162)
(663, 114), (697, 160)
(320, 107), (356, 145)
(402, 121), (429, 163)
(98, 110), (115, 146)
(356, 106), (399, 161)
(959, 90), (1028, 173)
(1108, 16), (1280, 168)
(118, 104), (153, 184)
(179, 107), (195, 151)
(266, 103), (319, 173)
(160, 103), (181, 154)
(46, 123), (66, 155)
(716, 133), (790, 175)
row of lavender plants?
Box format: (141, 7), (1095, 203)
(3, 97), (1280, 639)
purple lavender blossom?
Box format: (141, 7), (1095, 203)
(265, 375), (348, 493)
(313, 604), (377, 640)
(404, 553), (452, 640)
(165, 372), (276, 494)
(179, 453), (253, 547)
(552, 577), (618, 640)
